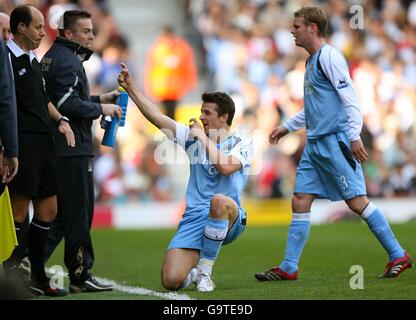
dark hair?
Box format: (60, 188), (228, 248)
(294, 6), (328, 37)
(10, 5), (32, 35)
(201, 92), (235, 126)
(58, 10), (91, 36)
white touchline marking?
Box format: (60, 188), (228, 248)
(94, 276), (195, 300)
(46, 268), (194, 300)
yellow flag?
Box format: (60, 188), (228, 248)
(0, 186), (17, 262)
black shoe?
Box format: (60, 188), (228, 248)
(69, 276), (113, 293)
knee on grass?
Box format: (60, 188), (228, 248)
(161, 273), (186, 291)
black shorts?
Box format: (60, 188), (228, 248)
(8, 132), (58, 199)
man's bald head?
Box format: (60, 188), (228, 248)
(10, 5), (45, 51)
(0, 12), (11, 42)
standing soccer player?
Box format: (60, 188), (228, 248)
(118, 63), (253, 292)
(255, 6), (412, 281)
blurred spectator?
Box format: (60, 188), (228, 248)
(4, 0), (416, 202)
(182, 0), (416, 199)
(144, 25), (197, 120)
(136, 142), (173, 201)
(94, 141), (173, 203)
(97, 36), (130, 92)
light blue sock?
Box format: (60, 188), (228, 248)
(362, 203), (405, 261)
(279, 212), (311, 274)
(201, 217), (229, 262)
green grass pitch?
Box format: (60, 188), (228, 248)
(44, 221), (416, 300)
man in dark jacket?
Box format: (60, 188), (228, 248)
(42, 9), (121, 293)
(0, 16), (18, 185)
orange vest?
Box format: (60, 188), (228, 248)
(145, 35), (197, 101)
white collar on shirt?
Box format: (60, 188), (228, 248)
(7, 38), (38, 64)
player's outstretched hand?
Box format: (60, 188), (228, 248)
(351, 140), (368, 163)
(118, 63), (134, 90)
(269, 126), (289, 145)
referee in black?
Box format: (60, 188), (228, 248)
(42, 9), (121, 293)
(4, 5), (74, 297)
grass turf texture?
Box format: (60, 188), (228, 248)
(44, 221), (416, 300)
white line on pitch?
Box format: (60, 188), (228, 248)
(94, 276), (194, 300)
(46, 268), (194, 300)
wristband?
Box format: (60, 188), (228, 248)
(58, 116), (70, 124)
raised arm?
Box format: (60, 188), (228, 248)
(118, 63), (177, 138)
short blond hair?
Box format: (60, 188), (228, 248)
(294, 6), (328, 37)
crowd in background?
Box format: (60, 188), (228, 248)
(182, 0), (416, 201)
(2, 0), (416, 202)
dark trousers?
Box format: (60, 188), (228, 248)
(44, 156), (95, 284)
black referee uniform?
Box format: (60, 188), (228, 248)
(5, 39), (59, 288)
(6, 45), (58, 199)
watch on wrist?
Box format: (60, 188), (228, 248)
(58, 116), (70, 124)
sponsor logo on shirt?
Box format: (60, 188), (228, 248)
(336, 78), (349, 89)
(208, 165), (219, 176)
(305, 79), (314, 95)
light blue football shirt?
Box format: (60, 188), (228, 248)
(284, 44), (363, 142)
(174, 123), (253, 215)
